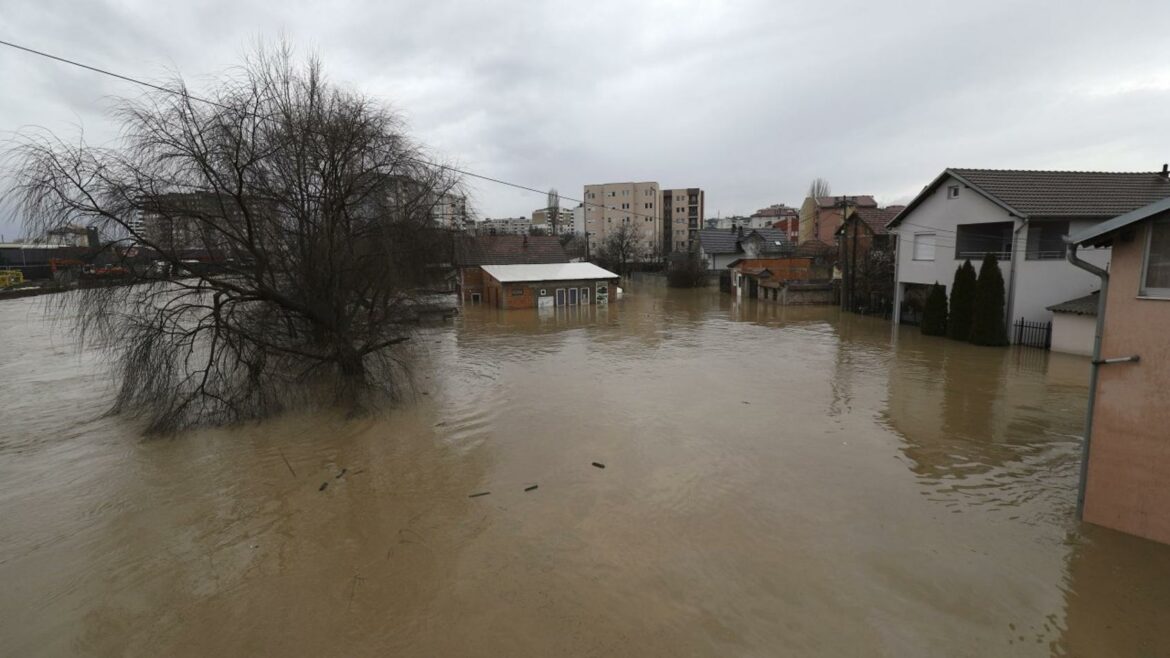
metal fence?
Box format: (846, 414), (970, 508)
(1013, 318), (1052, 349)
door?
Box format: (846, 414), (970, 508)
(470, 292), (481, 304)
(568, 288), (578, 305)
(580, 287), (589, 304)
(555, 288), (566, 306)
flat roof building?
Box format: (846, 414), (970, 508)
(479, 262), (620, 309)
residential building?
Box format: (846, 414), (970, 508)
(708, 215), (770, 230)
(798, 195), (877, 245)
(571, 204), (585, 236)
(888, 168), (1170, 336)
(836, 205), (902, 313)
(453, 235), (568, 304)
(531, 207), (574, 234)
(697, 227), (791, 271)
(661, 188), (705, 254)
(728, 257), (815, 298)
(475, 217), (532, 236)
(1066, 196), (1170, 544)
(752, 204), (800, 242)
(583, 182), (661, 258)
(431, 193), (470, 230)
(479, 262), (620, 309)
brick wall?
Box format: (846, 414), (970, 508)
(482, 275), (617, 309)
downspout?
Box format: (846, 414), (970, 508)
(1005, 217), (1027, 336)
(1066, 240), (1109, 519)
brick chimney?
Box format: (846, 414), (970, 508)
(1161, 163), (1168, 179)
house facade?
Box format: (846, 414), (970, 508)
(1067, 197), (1170, 544)
(479, 263), (620, 310)
(697, 227), (791, 271)
(798, 195), (877, 245)
(889, 168), (1170, 336)
(453, 235), (568, 304)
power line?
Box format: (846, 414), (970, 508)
(0, 37), (671, 226)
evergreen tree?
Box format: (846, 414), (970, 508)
(920, 282), (948, 336)
(947, 260), (977, 341)
(970, 253), (1009, 346)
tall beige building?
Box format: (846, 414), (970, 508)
(583, 181), (661, 258)
(661, 188), (705, 254)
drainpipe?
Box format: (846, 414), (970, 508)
(1005, 217), (1027, 336)
(1065, 240), (1109, 519)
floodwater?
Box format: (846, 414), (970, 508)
(2, 279), (1169, 657)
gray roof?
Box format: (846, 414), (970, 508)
(1070, 195), (1170, 247)
(1046, 292), (1100, 316)
(480, 263), (618, 282)
(698, 228), (789, 255)
(889, 168), (1170, 228)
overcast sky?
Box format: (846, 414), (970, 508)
(3, 0), (1170, 238)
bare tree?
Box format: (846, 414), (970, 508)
(545, 187), (560, 235)
(3, 42), (463, 434)
(808, 177), (831, 200)
(597, 222), (645, 277)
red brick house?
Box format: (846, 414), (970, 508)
(453, 235), (568, 304)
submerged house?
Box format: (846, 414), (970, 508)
(1066, 198), (1170, 545)
(697, 227), (790, 271)
(888, 167), (1170, 339)
(479, 263), (620, 309)
(453, 235), (568, 304)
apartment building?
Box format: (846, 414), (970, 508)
(475, 217), (532, 236)
(662, 188), (705, 254)
(431, 193), (470, 230)
(583, 182), (662, 257)
(531, 207), (575, 234)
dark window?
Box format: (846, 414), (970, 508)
(947, 185), (960, 199)
(955, 222), (1013, 261)
(1142, 218), (1170, 297)
(1025, 221), (1069, 260)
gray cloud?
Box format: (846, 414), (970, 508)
(3, 0), (1170, 237)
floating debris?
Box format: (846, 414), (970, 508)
(318, 482), (329, 492)
(591, 462), (606, 469)
(524, 485), (538, 492)
(336, 468), (348, 479)
(468, 491), (490, 498)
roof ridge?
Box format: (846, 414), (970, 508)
(950, 167), (1163, 175)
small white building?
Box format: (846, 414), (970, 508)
(889, 167), (1170, 339)
(1046, 292), (1099, 356)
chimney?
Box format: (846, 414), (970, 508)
(1161, 163), (1168, 179)
(737, 225), (744, 239)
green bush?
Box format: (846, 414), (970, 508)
(970, 253), (1008, 346)
(920, 282), (948, 336)
(947, 260), (977, 341)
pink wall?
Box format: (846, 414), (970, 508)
(1083, 222), (1170, 544)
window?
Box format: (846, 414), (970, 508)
(645, 203), (653, 209)
(1026, 221), (1069, 260)
(621, 203), (630, 209)
(1141, 218), (1170, 297)
(622, 190), (629, 196)
(955, 222), (1013, 260)
(608, 191), (616, 197)
(913, 233), (935, 261)
(947, 185), (960, 199)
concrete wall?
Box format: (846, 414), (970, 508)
(1082, 222), (1170, 544)
(584, 182), (662, 258)
(1050, 313), (1096, 356)
(891, 174), (1110, 330)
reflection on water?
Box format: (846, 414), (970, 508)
(2, 280), (1169, 657)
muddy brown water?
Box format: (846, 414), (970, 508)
(2, 279), (1169, 657)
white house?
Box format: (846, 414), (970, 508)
(889, 168), (1170, 343)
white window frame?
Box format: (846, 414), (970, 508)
(912, 233), (936, 261)
(947, 185), (960, 199)
(1139, 218), (1170, 298)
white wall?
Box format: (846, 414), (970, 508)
(1050, 313), (1096, 356)
(892, 174), (1110, 328)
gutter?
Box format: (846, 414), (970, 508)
(1065, 240), (1109, 519)
(1005, 218), (1027, 336)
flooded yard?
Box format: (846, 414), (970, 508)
(2, 279), (1169, 657)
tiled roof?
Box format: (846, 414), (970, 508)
(815, 195), (878, 208)
(891, 168), (1170, 228)
(951, 169), (1170, 218)
(698, 228), (789, 255)
(849, 206), (901, 235)
(1046, 292), (1100, 316)
(454, 235), (568, 266)
(794, 239), (833, 257)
